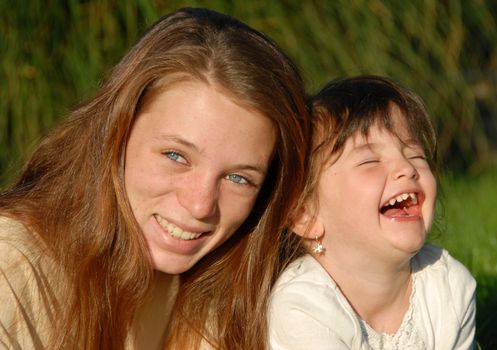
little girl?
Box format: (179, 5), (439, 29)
(268, 76), (476, 349)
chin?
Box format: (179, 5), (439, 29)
(152, 256), (198, 275)
(399, 239), (425, 258)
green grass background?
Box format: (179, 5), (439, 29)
(1, 1), (496, 347)
(431, 170), (497, 348)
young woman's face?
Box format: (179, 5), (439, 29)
(316, 106), (437, 265)
(124, 81), (276, 274)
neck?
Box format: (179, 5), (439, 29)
(131, 272), (179, 348)
(316, 250), (413, 334)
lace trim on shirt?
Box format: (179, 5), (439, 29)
(358, 275), (426, 349)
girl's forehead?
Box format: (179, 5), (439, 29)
(349, 128), (422, 150)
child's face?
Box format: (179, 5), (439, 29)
(316, 107), (437, 263)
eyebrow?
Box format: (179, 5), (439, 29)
(234, 164), (268, 177)
(403, 138), (423, 147)
(347, 141), (380, 157)
(153, 134), (269, 176)
(350, 138), (423, 153)
(153, 135), (200, 152)
(351, 142), (376, 152)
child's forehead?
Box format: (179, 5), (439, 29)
(348, 114), (417, 146)
(314, 102), (428, 168)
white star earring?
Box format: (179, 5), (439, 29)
(312, 236), (325, 254)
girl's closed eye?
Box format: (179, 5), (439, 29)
(408, 154), (430, 167)
(405, 143), (427, 161)
(409, 154), (427, 160)
(163, 150), (188, 165)
(406, 147), (428, 162)
(358, 159), (380, 166)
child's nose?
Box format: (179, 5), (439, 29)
(392, 158), (419, 180)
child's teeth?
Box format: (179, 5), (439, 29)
(409, 193), (418, 204)
(387, 193), (418, 207)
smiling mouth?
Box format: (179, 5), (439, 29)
(154, 214), (205, 240)
(380, 192), (420, 217)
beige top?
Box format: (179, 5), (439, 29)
(0, 216), (179, 349)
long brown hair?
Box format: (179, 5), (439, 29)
(161, 8), (310, 350)
(0, 7), (309, 350)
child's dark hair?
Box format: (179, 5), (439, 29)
(314, 75), (436, 167)
(300, 75), (438, 214)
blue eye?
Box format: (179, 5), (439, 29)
(226, 173), (249, 185)
(163, 151), (187, 164)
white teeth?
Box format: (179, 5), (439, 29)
(385, 192), (418, 207)
(155, 215), (203, 240)
(172, 226), (182, 236)
(409, 193), (418, 204)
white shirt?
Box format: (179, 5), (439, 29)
(268, 244), (476, 350)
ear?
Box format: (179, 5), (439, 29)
(290, 208), (324, 239)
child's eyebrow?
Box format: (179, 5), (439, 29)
(403, 138), (423, 148)
(350, 142), (378, 153)
(343, 142), (379, 160)
(350, 139), (417, 152)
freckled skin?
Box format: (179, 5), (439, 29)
(124, 81), (276, 274)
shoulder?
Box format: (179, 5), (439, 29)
(271, 254), (341, 311)
(413, 243), (476, 292)
(273, 254), (336, 289)
(0, 216), (50, 277)
(0, 216), (40, 267)
(269, 255), (359, 348)
(0, 215), (29, 240)
(412, 243), (476, 345)
(0, 216), (57, 349)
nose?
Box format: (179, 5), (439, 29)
(177, 173), (219, 220)
(392, 157), (419, 180)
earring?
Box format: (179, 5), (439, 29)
(312, 236), (325, 254)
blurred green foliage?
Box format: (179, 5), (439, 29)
(430, 168), (497, 349)
(1, 0), (497, 184)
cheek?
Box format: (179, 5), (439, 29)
(219, 192), (259, 235)
(124, 140), (146, 193)
(124, 156), (167, 223)
(124, 159), (149, 208)
(422, 171), (438, 228)
(125, 149), (173, 200)
(420, 169), (437, 204)
(318, 173), (377, 231)
(317, 186), (348, 229)
(428, 173), (437, 201)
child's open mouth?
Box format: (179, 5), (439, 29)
(380, 192), (420, 218)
